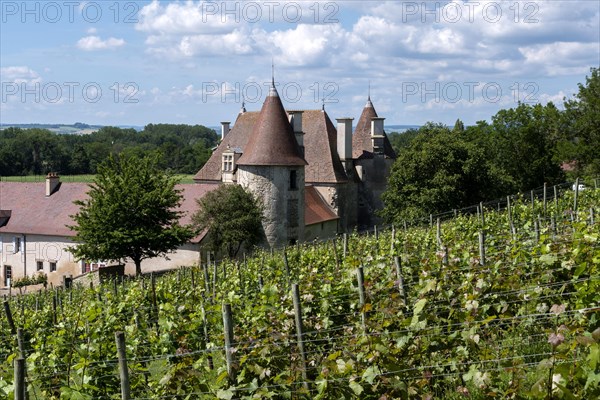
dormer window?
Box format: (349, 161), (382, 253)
(223, 153), (234, 172)
(222, 149), (238, 183)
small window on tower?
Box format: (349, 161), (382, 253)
(290, 170), (297, 190)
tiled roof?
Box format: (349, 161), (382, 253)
(0, 182), (216, 243)
(303, 110), (349, 184)
(352, 98), (397, 160)
(305, 186), (339, 226)
(194, 109), (348, 184)
(194, 111), (260, 182)
(237, 84), (306, 167)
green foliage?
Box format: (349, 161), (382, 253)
(68, 153), (195, 275)
(193, 184), (264, 257)
(387, 128), (419, 155)
(0, 124), (218, 176)
(381, 123), (507, 222)
(11, 273), (47, 288)
(484, 102), (565, 191)
(562, 67), (600, 177)
(0, 188), (598, 398)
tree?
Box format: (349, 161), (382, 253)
(485, 102), (564, 191)
(192, 184), (264, 258)
(453, 118), (465, 133)
(69, 153), (195, 276)
(381, 123), (507, 222)
(562, 67), (600, 177)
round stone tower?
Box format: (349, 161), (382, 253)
(237, 80), (307, 248)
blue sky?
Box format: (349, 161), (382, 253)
(1, 0), (598, 127)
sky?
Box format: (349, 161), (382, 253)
(1, 0), (599, 127)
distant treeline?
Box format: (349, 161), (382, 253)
(0, 124), (219, 176)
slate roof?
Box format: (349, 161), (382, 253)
(352, 98), (397, 160)
(237, 82), (306, 167)
(0, 182), (216, 243)
(305, 186), (339, 226)
(194, 109), (348, 184)
(303, 110), (348, 184)
(194, 111), (260, 182)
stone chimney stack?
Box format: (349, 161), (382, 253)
(221, 121), (231, 140)
(289, 111), (304, 154)
(370, 117), (385, 155)
(45, 172), (60, 196)
(336, 117), (354, 165)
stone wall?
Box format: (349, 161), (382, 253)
(238, 165), (305, 248)
(355, 156), (394, 228)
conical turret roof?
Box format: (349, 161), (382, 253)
(237, 82), (306, 167)
(352, 96), (397, 160)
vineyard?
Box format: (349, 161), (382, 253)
(0, 187), (599, 399)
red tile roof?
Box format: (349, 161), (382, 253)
(0, 182), (217, 243)
(305, 186), (339, 226)
(237, 84), (306, 167)
(352, 98), (397, 160)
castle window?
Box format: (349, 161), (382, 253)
(222, 153), (234, 172)
(50, 262), (57, 272)
(37, 261), (44, 271)
(13, 237), (21, 253)
(287, 199), (299, 228)
(290, 170), (297, 190)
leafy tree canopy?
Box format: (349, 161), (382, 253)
(69, 153), (195, 275)
(193, 184), (264, 258)
(0, 124), (218, 176)
(562, 67), (600, 177)
(381, 123), (510, 223)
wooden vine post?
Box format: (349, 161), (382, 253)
(394, 256), (407, 306)
(331, 239), (341, 271)
(574, 177), (580, 216)
(291, 284), (309, 390)
(478, 231), (486, 267)
(14, 357), (25, 400)
(115, 331), (131, 400)
(222, 303), (236, 384)
(356, 267), (367, 329)
(3, 301), (16, 334)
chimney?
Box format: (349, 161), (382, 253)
(221, 121), (231, 140)
(46, 172), (60, 196)
(370, 117), (385, 155)
(289, 111), (304, 153)
(336, 117), (354, 162)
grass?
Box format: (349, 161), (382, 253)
(1, 174), (197, 184)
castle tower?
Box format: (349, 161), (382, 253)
(237, 79), (307, 247)
(352, 94), (397, 228)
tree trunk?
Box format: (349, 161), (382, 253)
(134, 259), (142, 276)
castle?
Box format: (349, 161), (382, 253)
(194, 78), (396, 247)
(0, 77), (396, 288)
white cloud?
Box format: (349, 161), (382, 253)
(77, 36), (126, 51)
(255, 24), (347, 67)
(0, 66), (42, 84)
(137, 0), (235, 35)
